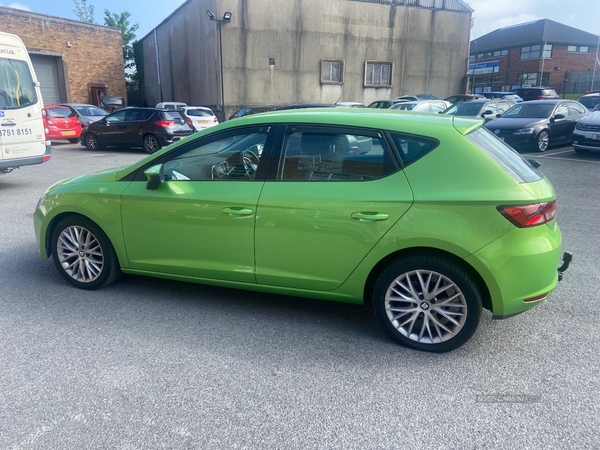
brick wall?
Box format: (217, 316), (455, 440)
(0, 6), (126, 103)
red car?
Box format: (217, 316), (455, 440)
(43, 105), (82, 143)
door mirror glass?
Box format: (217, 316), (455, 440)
(144, 164), (164, 190)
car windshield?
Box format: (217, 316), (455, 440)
(578, 96), (600, 110)
(185, 109), (213, 117)
(0, 57), (38, 109)
(74, 105), (107, 116)
(444, 102), (484, 116)
(466, 127), (542, 183)
(45, 107), (75, 118)
(502, 103), (555, 119)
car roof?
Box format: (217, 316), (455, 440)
(580, 93), (600, 98)
(214, 108), (483, 136)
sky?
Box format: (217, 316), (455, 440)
(0, 0), (598, 42)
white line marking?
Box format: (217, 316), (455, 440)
(539, 156), (600, 164)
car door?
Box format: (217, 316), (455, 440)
(124, 109), (153, 146)
(94, 110), (128, 146)
(121, 125), (276, 282)
(254, 125), (414, 290)
(549, 103), (570, 142)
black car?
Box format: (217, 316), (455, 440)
(484, 100), (589, 152)
(81, 107), (195, 153)
(442, 98), (515, 121)
(229, 106), (277, 120)
(513, 87), (559, 101)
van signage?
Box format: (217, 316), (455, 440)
(0, 48), (17, 55)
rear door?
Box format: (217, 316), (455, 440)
(255, 125), (414, 290)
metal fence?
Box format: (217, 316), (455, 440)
(562, 70), (600, 95)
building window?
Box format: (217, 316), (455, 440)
(568, 45), (589, 53)
(521, 44), (552, 60)
(364, 61), (393, 87)
(518, 72), (549, 86)
(320, 59), (344, 85)
(471, 50), (507, 60)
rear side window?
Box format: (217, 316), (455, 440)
(389, 133), (438, 166)
(466, 128), (542, 183)
(278, 128), (397, 181)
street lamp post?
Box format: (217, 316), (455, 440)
(206, 10), (232, 122)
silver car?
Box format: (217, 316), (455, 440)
(572, 107), (600, 154)
(60, 103), (108, 127)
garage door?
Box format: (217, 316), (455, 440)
(29, 54), (61, 104)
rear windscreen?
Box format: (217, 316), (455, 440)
(45, 107), (76, 118)
(185, 109), (213, 117)
(466, 127), (542, 183)
(0, 57), (38, 109)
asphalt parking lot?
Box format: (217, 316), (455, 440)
(1, 141), (599, 448)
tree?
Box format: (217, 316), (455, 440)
(104, 10), (140, 79)
(73, 0), (96, 24)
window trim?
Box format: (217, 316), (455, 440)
(320, 58), (344, 85)
(364, 61), (394, 88)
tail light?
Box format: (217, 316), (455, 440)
(187, 118), (193, 127)
(213, 117), (218, 123)
(538, 96), (545, 99)
(497, 200), (556, 227)
(155, 120), (176, 127)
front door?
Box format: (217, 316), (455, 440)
(255, 126), (414, 290)
(121, 126), (275, 282)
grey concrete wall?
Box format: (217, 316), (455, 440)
(140, 0), (471, 118)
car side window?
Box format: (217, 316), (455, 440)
(162, 130), (269, 181)
(568, 103), (585, 115)
(105, 110), (128, 123)
(125, 109), (149, 121)
(389, 133), (439, 167)
(497, 101), (510, 112)
(483, 103), (498, 114)
(430, 102), (446, 113)
(555, 104), (569, 117)
(277, 129), (396, 181)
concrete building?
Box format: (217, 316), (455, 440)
(137, 0), (473, 120)
(0, 6), (126, 105)
(469, 19), (600, 95)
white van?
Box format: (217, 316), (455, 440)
(0, 32), (50, 174)
(155, 102), (187, 110)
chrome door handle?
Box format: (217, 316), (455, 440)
(351, 212), (389, 222)
(223, 207), (253, 217)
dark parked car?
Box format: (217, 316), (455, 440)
(442, 99), (515, 121)
(572, 108), (600, 154)
(229, 106), (277, 120)
(513, 87), (559, 101)
(81, 107), (195, 153)
(368, 99), (406, 109)
(485, 100), (588, 152)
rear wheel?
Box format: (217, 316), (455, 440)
(143, 134), (161, 153)
(50, 216), (121, 290)
(372, 255), (482, 352)
(83, 133), (101, 150)
(535, 130), (550, 152)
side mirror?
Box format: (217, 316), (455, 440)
(482, 110), (494, 117)
(144, 164), (164, 190)
(552, 114), (566, 121)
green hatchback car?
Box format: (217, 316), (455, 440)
(34, 109), (571, 352)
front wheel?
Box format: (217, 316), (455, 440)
(535, 130), (550, 152)
(143, 134), (161, 153)
(372, 255), (482, 352)
(50, 216), (122, 290)
(83, 133), (101, 150)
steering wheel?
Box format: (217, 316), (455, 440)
(240, 149), (260, 178)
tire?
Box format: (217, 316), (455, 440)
(372, 255), (482, 353)
(83, 133), (101, 150)
(143, 134), (161, 153)
(50, 216), (122, 290)
(68, 138), (80, 144)
(535, 130), (550, 152)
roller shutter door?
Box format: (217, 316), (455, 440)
(29, 54), (61, 104)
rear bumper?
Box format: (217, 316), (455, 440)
(465, 221), (562, 318)
(0, 143), (51, 172)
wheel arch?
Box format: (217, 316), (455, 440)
(363, 247), (492, 312)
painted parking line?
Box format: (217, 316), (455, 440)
(538, 155), (600, 164)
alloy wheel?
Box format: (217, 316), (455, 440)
(56, 225), (104, 283)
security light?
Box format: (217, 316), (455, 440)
(223, 12), (232, 22)
(206, 10), (216, 20)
